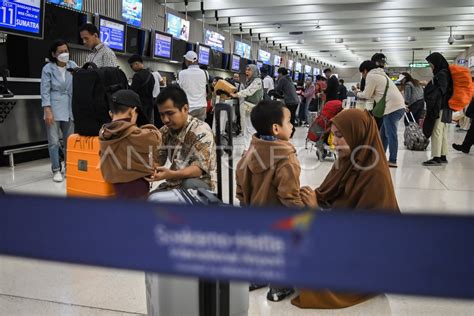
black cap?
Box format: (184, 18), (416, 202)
(112, 89), (142, 109)
(128, 54), (143, 65)
(371, 53), (387, 66)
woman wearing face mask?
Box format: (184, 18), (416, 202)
(294, 109), (399, 310)
(231, 64), (264, 150)
(40, 39), (78, 183)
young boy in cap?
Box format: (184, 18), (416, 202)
(178, 50), (209, 121)
(236, 100), (307, 302)
(99, 89), (162, 200)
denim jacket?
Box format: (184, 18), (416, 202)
(41, 60), (78, 121)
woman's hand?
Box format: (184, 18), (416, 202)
(300, 186), (318, 208)
(44, 107), (54, 126)
(230, 93), (238, 98)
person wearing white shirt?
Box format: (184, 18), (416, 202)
(178, 51), (208, 121)
(261, 68), (274, 93)
(152, 71), (165, 99)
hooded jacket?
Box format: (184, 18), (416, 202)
(236, 135), (304, 208)
(99, 120), (162, 184)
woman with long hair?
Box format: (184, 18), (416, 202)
(400, 72), (425, 126)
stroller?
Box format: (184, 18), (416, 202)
(305, 100), (343, 161)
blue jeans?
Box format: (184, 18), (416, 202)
(380, 109), (404, 163)
(46, 120), (74, 172)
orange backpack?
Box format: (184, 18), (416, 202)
(448, 65), (473, 112)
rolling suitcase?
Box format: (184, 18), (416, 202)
(66, 134), (115, 198)
(146, 104), (248, 316)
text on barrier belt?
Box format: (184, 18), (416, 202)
(0, 194), (474, 299)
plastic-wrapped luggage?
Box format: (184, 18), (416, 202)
(66, 134), (115, 198)
(404, 112), (429, 151)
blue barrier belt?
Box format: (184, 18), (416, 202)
(1, 194), (474, 299)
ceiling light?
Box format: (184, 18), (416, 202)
(419, 27), (436, 31)
(297, 39), (305, 45)
(372, 37), (380, 42)
(454, 35), (465, 40)
(408, 36), (416, 42)
(335, 38), (343, 44)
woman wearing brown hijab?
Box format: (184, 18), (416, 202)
(293, 109), (400, 309)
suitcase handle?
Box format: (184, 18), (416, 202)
(404, 111), (416, 123)
(82, 62), (98, 70)
(214, 103), (234, 205)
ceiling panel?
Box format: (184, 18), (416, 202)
(165, 0), (474, 67)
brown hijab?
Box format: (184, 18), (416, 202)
(292, 109), (399, 310)
(316, 109), (399, 211)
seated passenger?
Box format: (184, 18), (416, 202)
(152, 85), (217, 191)
(236, 100), (304, 302)
(99, 90), (162, 200)
(294, 109), (400, 309)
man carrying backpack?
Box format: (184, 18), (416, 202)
(128, 54), (155, 126)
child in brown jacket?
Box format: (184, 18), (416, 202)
(236, 100), (305, 302)
(236, 100), (304, 208)
(99, 90), (162, 200)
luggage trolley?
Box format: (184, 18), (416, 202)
(305, 115), (337, 161)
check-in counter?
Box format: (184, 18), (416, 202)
(0, 78), (47, 166)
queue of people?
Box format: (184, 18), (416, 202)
(38, 23), (472, 310)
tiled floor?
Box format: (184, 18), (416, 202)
(1, 125), (474, 315)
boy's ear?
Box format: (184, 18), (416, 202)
(272, 123), (280, 136)
(109, 111), (113, 119)
(182, 104), (189, 113)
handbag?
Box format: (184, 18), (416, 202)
(242, 101), (256, 113)
(372, 76), (389, 118)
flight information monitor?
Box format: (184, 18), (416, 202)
(122, 0), (142, 27)
(0, 0), (45, 39)
(235, 40), (251, 59)
(153, 31), (172, 59)
(99, 16), (126, 52)
(205, 29), (225, 52)
(198, 45), (210, 66)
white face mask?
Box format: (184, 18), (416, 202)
(57, 52), (69, 63)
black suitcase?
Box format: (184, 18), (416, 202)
(71, 63), (129, 136)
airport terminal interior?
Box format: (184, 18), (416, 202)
(1, 0), (474, 315)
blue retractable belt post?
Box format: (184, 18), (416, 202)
(1, 194), (474, 299)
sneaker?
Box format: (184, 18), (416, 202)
(422, 158), (441, 166)
(452, 144), (470, 154)
(388, 161), (398, 168)
(266, 287), (295, 302)
(440, 156), (448, 164)
(53, 171), (64, 183)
